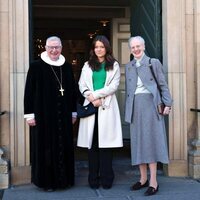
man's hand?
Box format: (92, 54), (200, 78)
(72, 117), (77, 124)
(27, 119), (36, 126)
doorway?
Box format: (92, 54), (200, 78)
(31, 0), (131, 161)
(31, 0), (130, 72)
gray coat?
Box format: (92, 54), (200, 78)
(125, 54), (173, 123)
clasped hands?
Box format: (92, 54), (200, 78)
(87, 93), (102, 107)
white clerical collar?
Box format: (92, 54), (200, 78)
(41, 51), (65, 66)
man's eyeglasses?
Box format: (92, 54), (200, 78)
(46, 46), (62, 50)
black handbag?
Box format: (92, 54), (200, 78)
(77, 102), (98, 118)
(149, 59), (165, 115)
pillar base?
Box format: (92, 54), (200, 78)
(163, 160), (188, 177)
(0, 148), (9, 189)
(11, 166), (31, 185)
(188, 139), (200, 179)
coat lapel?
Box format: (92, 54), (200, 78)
(105, 62), (119, 85)
(136, 55), (150, 81)
(136, 55), (157, 97)
(126, 60), (137, 83)
(83, 65), (94, 91)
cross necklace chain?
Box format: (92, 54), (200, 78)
(50, 65), (64, 96)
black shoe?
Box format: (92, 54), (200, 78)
(88, 176), (100, 189)
(130, 180), (149, 190)
(44, 188), (54, 192)
(144, 185), (159, 196)
(89, 183), (100, 189)
(102, 184), (112, 189)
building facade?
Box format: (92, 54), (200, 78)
(0, 0), (200, 187)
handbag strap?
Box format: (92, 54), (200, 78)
(149, 59), (162, 95)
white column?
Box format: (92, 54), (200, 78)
(0, 0), (11, 188)
(9, 0), (30, 184)
(0, 1), (10, 148)
(189, 0), (200, 179)
(162, 0), (188, 176)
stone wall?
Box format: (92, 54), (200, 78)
(0, 148), (8, 189)
(188, 0), (200, 179)
(0, 0), (200, 184)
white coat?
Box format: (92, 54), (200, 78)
(77, 61), (123, 149)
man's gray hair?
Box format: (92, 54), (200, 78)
(128, 36), (145, 49)
(46, 36), (62, 46)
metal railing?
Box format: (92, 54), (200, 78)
(190, 108), (200, 112)
(0, 111), (6, 116)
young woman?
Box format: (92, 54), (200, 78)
(77, 35), (123, 189)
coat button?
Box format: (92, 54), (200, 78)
(103, 108), (105, 110)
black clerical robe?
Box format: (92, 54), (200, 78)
(24, 59), (76, 189)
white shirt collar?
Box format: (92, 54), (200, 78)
(135, 53), (145, 67)
(41, 51), (65, 66)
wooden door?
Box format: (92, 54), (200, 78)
(112, 18), (130, 139)
(131, 0), (162, 60)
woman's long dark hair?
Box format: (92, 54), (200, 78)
(88, 35), (117, 71)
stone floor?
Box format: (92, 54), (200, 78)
(2, 142), (200, 199)
(2, 158), (200, 200)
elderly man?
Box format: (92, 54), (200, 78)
(24, 36), (77, 191)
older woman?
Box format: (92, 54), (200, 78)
(77, 35), (123, 189)
(125, 36), (172, 196)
